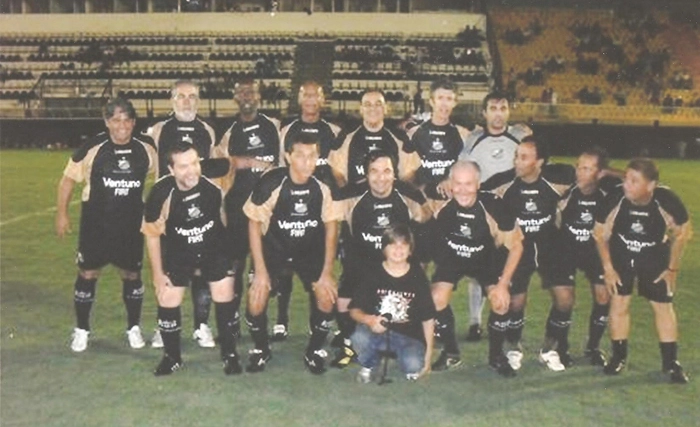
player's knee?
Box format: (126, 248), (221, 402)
(78, 270), (99, 280)
(74, 275), (97, 303)
(430, 284), (451, 311)
(119, 269), (140, 281)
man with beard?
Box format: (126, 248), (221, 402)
(213, 80), (281, 340)
(271, 81), (342, 341)
(148, 80), (218, 349)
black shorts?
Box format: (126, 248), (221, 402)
(511, 239), (559, 295)
(552, 240), (604, 287)
(77, 224), (143, 272)
(412, 219), (435, 264)
(262, 244), (325, 294)
(431, 252), (502, 291)
(165, 251), (234, 287)
(611, 242), (673, 303)
(338, 249), (383, 299)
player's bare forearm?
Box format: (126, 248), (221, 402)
(248, 220), (269, 278)
(422, 319), (435, 375)
(500, 238), (523, 287)
(321, 221), (338, 277)
(55, 176), (76, 237)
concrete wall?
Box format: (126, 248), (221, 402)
(0, 12), (484, 36)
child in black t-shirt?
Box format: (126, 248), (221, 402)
(349, 224), (436, 383)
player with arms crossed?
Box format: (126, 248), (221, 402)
(56, 98), (156, 353)
(243, 133), (342, 374)
(142, 142), (241, 376)
(594, 158), (690, 383)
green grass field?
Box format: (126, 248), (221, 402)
(1, 150), (698, 427)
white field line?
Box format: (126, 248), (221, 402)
(0, 200), (79, 228)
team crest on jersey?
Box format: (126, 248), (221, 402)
(631, 220), (644, 234)
(117, 158), (131, 171)
(368, 143), (379, 152)
(580, 211), (593, 223)
(182, 133), (193, 144)
(248, 133), (262, 147)
(460, 223), (472, 238)
(432, 139), (444, 151)
(188, 204), (202, 220)
(294, 199), (308, 214)
(377, 213), (390, 227)
(491, 148), (505, 159)
(525, 199), (537, 212)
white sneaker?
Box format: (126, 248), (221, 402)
(126, 325), (146, 349)
(356, 367), (372, 384)
(539, 350), (566, 372)
(193, 323), (216, 348)
(151, 329), (164, 349)
(71, 328), (90, 352)
(506, 350), (523, 371)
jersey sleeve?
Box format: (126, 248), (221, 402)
(327, 131), (352, 186)
(395, 180), (431, 223)
(242, 168), (285, 231)
(141, 178), (173, 237)
(482, 193), (523, 250)
(320, 180), (344, 223)
(410, 266), (437, 322)
(481, 169), (516, 195)
(655, 187), (689, 227)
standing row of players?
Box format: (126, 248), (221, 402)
(56, 79), (690, 383)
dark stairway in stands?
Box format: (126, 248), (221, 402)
(288, 40), (335, 114)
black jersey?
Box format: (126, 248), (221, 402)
(142, 175), (227, 265)
(406, 121), (467, 189)
(216, 113), (281, 195)
(349, 262), (436, 343)
(559, 177), (621, 247)
(433, 192), (521, 263)
(596, 186), (689, 257)
(328, 125), (419, 186)
(337, 180), (430, 261)
(243, 167), (342, 253)
(484, 164), (574, 243)
(149, 115), (216, 178)
(280, 117), (342, 187)
(63, 132), (156, 234)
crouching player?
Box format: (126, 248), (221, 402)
(350, 224), (436, 383)
(431, 161), (523, 376)
(142, 142), (241, 376)
(594, 158), (691, 383)
(243, 133), (342, 374)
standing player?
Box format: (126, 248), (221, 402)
(331, 151), (432, 368)
(430, 161), (523, 376)
(458, 91), (532, 341)
(243, 133), (342, 374)
(594, 158), (690, 383)
(142, 142), (241, 376)
(483, 136), (574, 371)
(214, 80), (281, 340)
(56, 98), (156, 352)
(405, 79), (473, 264)
(148, 79), (218, 349)
(272, 81), (342, 341)
(328, 89), (419, 188)
(554, 147), (620, 366)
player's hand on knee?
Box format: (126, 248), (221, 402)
(313, 274), (338, 305)
(488, 284), (510, 313)
(654, 269), (677, 296)
(369, 316), (388, 334)
(603, 269), (621, 296)
(249, 271), (271, 307)
(153, 273), (172, 299)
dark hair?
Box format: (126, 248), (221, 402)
(481, 90), (510, 111)
(364, 149), (397, 176)
(286, 132), (320, 154)
(381, 223), (415, 254)
(520, 135), (549, 164)
(626, 157), (659, 182)
(103, 97), (136, 120)
(167, 140), (197, 167)
(430, 78), (457, 96)
(580, 146), (609, 170)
